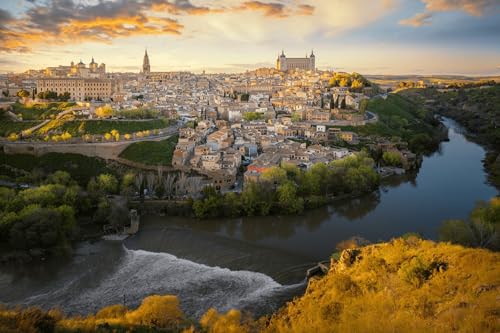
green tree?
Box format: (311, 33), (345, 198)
(260, 166), (287, 186)
(121, 172), (136, 196)
(382, 151), (403, 167)
(277, 181), (304, 214)
(439, 220), (474, 246)
(46, 171), (74, 186)
(243, 112), (263, 121)
(97, 173), (118, 194)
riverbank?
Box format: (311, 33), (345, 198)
(0, 116), (497, 322)
(1, 237), (498, 333)
(398, 86), (500, 190)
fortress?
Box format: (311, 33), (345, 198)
(276, 50), (315, 71)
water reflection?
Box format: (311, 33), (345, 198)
(331, 191), (381, 220)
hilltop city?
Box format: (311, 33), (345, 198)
(1, 49), (418, 194)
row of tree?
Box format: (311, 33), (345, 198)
(192, 152), (380, 218)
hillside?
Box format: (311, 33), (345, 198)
(1, 238), (498, 332)
(265, 238), (499, 333)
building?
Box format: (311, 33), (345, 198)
(276, 50), (315, 71)
(42, 58), (106, 78)
(142, 49), (150, 74)
(36, 78), (113, 101)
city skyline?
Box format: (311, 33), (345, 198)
(1, 0), (499, 75)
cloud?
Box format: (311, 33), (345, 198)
(421, 0), (498, 16)
(237, 1), (288, 18)
(296, 4), (315, 16)
(399, 12), (433, 27)
(400, 0), (499, 27)
(0, 0), (315, 53)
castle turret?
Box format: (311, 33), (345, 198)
(89, 57), (98, 71)
(277, 50), (287, 71)
(310, 49), (315, 71)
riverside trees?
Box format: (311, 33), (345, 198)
(0, 171), (125, 257)
(440, 197), (500, 251)
(192, 152), (379, 218)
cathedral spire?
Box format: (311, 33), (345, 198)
(142, 48), (150, 74)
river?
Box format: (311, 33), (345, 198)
(0, 118), (497, 318)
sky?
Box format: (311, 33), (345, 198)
(0, 0), (499, 75)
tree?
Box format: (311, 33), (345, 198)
(17, 89), (30, 98)
(359, 99), (369, 113)
(95, 105), (113, 118)
(291, 112), (302, 122)
(58, 92), (71, 101)
(382, 151), (403, 167)
(340, 98), (346, 109)
(439, 198), (500, 250)
(46, 171), (73, 186)
(351, 79), (364, 91)
(277, 181), (304, 214)
(97, 173), (118, 194)
(243, 112), (263, 121)
(241, 182), (273, 216)
(37, 90), (57, 100)
(439, 220), (474, 246)
(260, 166), (287, 186)
(121, 172), (136, 196)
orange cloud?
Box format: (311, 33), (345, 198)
(422, 0), (498, 16)
(296, 4), (315, 16)
(0, 0), (315, 53)
(400, 0), (498, 27)
(399, 12), (433, 27)
(238, 1), (289, 18)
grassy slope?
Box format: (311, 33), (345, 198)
(119, 135), (178, 166)
(0, 121), (42, 136)
(266, 238), (500, 333)
(0, 238), (498, 332)
(333, 94), (444, 153)
(60, 119), (170, 136)
(12, 102), (75, 120)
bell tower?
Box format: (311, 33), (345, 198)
(142, 49), (150, 74)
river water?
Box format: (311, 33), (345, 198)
(0, 118), (497, 318)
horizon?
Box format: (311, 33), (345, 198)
(1, 0), (499, 76)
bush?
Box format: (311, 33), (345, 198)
(126, 295), (184, 329)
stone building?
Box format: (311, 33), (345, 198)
(276, 50), (315, 71)
(36, 78), (113, 101)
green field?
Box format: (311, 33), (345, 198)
(119, 135), (178, 166)
(60, 119), (170, 135)
(12, 102), (75, 120)
(0, 121), (41, 137)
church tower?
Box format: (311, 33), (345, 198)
(142, 49), (150, 74)
(310, 50), (315, 71)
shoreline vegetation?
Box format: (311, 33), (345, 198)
(397, 85), (500, 190)
(0, 237), (498, 333)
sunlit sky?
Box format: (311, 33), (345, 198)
(0, 0), (499, 75)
